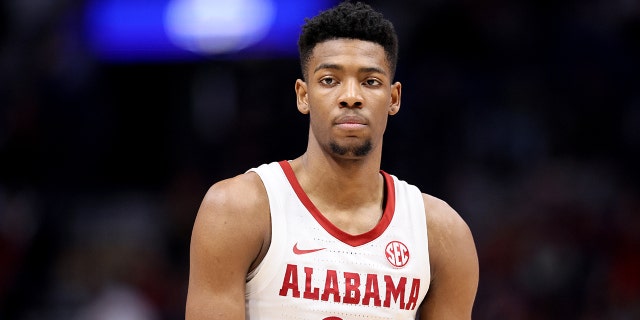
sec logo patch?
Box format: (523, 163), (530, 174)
(385, 241), (410, 267)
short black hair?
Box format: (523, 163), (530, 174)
(297, 1), (399, 80)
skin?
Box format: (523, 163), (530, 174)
(185, 39), (479, 319)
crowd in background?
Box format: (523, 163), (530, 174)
(1, 0), (639, 319)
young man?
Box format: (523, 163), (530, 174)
(186, 1), (478, 319)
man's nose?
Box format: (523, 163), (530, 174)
(339, 79), (363, 108)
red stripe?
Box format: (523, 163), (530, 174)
(278, 160), (395, 247)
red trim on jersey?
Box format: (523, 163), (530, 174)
(278, 160), (396, 247)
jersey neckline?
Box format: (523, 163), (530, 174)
(278, 160), (396, 247)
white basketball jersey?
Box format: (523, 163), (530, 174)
(246, 161), (430, 319)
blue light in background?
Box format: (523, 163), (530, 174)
(164, 0), (276, 54)
(84, 0), (337, 62)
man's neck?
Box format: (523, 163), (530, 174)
(290, 151), (384, 209)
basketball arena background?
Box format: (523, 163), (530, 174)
(0, 0), (638, 318)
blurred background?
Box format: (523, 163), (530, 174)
(0, 0), (638, 319)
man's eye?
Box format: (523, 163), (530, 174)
(320, 78), (335, 85)
(365, 79), (381, 86)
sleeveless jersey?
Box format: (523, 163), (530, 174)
(246, 161), (430, 319)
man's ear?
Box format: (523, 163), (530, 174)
(295, 79), (309, 114)
(389, 81), (401, 115)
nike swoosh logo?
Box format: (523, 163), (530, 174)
(293, 243), (326, 255)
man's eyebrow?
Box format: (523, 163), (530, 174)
(360, 66), (387, 76)
(313, 63), (388, 76)
(314, 63), (342, 73)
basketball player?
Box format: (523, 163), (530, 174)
(186, 1), (479, 319)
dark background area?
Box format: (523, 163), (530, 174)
(1, 0), (639, 319)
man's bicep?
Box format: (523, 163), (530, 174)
(421, 199), (479, 319)
(186, 182), (264, 319)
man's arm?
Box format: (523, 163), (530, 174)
(420, 194), (479, 319)
(185, 172), (270, 320)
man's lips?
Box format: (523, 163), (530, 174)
(335, 115), (367, 129)
(336, 122), (366, 129)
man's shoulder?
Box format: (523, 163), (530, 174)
(210, 170), (264, 191)
(201, 170), (268, 214)
(421, 193), (472, 243)
(421, 193), (455, 217)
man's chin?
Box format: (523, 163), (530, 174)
(329, 140), (373, 157)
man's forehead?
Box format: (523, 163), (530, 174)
(311, 38), (385, 55)
(308, 39), (390, 73)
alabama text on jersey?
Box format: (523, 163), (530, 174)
(245, 161), (430, 319)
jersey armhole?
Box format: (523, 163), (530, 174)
(245, 162), (288, 294)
